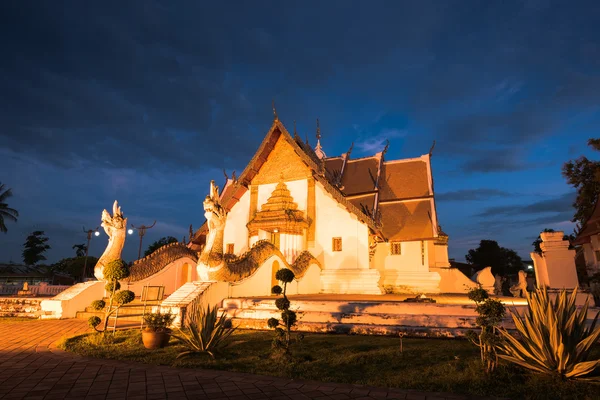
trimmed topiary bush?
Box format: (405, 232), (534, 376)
(268, 267), (301, 357)
(88, 259), (135, 334)
(466, 286), (506, 374)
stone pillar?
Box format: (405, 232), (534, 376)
(530, 231), (579, 289)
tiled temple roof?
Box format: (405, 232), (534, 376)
(191, 117), (439, 245)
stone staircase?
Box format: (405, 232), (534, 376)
(75, 297), (157, 329)
(219, 296), (509, 338)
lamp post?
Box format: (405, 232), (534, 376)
(82, 226), (100, 281)
(130, 221), (156, 260)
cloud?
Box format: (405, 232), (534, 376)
(477, 192), (575, 218)
(437, 188), (513, 201)
(355, 128), (407, 154)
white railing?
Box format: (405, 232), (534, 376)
(0, 283), (71, 296)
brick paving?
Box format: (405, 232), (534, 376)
(0, 319), (486, 400)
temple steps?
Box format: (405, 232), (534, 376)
(75, 298), (158, 325)
(219, 296), (495, 338)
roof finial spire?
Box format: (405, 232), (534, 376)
(294, 120), (297, 136)
(316, 118), (321, 140)
(314, 118), (327, 159)
(272, 99), (278, 121)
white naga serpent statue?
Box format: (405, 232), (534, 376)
(94, 200), (128, 281)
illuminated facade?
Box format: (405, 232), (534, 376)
(189, 116), (472, 294)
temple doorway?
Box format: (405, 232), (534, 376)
(179, 263), (190, 287)
(271, 260), (280, 289)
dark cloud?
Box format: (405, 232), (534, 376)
(437, 188), (512, 201)
(477, 192), (576, 218)
(1, 1), (598, 262)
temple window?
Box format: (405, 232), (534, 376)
(390, 242), (401, 255)
(595, 250), (600, 262)
(332, 237), (342, 252)
(226, 243), (234, 254)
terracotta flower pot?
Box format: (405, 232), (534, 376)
(142, 329), (169, 349)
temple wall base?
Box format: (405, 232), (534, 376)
(320, 269), (382, 294)
(382, 270), (441, 294)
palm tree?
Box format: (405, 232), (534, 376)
(0, 183), (19, 233)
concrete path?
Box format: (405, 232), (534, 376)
(0, 319), (485, 400)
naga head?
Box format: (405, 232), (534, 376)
(203, 181), (227, 230)
(101, 200), (127, 238)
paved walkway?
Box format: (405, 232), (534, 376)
(0, 319), (483, 400)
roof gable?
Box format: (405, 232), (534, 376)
(250, 133), (313, 185)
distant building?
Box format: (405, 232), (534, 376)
(0, 263), (74, 286)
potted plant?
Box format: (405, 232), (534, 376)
(142, 311), (175, 349)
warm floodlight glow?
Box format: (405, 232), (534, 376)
(128, 229), (134, 235)
(94, 231), (100, 237)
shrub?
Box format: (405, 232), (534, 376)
(87, 259), (135, 334)
(103, 259), (130, 281)
(498, 287), (600, 380)
(173, 304), (237, 359)
(143, 311), (175, 332)
(269, 267), (300, 356)
(466, 286), (506, 373)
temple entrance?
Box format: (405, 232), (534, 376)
(271, 260), (280, 289)
(270, 231), (280, 249)
(179, 263), (190, 287)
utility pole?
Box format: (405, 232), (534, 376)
(82, 227), (100, 281)
(130, 221), (156, 260)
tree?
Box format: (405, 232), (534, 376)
(0, 182), (19, 233)
(532, 229), (575, 254)
(562, 138), (600, 226)
(144, 236), (177, 257)
(466, 240), (523, 276)
(22, 231), (51, 266)
(50, 256), (98, 280)
(72, 243), (87, 257)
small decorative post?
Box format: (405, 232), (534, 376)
(82, 226), (100, 281)
(130, 221), (156, 260)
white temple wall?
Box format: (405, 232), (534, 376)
(313, 183), (370, 270)
(378, 240), (430, 272)
(223, 190), (250, 255)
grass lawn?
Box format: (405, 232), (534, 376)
(60, 329), (600, 400)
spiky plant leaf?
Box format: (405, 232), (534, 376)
(498, 287), (600, 380)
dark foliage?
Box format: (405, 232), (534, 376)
(144, 236), (178, 257)
(562, 138), (600, 226)
(0, 182), (18, 233)
(466, 240), (523, 276)
(22, 231), (51, 266)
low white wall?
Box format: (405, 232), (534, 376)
(126, 257), (197, 297)
(40, 281), (105, 319)
(229, 255), (282, 298)
(288, 264), (322, 295)
(432, 267), (477, 293)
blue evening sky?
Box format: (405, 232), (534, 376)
(1, 1), (599, 263)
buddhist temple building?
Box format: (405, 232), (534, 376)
(189, 116), (469, 294)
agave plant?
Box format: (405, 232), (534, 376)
(498, 287), (600, 380)
(173, 304), (237, 359)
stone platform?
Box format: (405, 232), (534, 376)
(220, 293), (531, 338)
